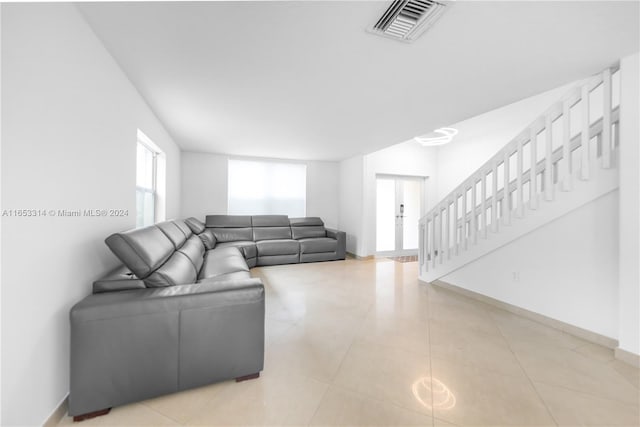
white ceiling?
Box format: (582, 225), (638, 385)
(78, 1), (639, 161)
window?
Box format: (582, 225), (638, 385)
(228, 159), (306, 217)
(136, 130), (166, 228)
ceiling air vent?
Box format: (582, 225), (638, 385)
(370, 0), (450, 42)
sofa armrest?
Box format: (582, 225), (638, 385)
(73, 279), (263, 322)
(326, 228), (346, 259)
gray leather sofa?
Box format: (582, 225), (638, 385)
(205, 215), (346, 265)
(69, 215), (345, 421)
(69, 219), (265, 420)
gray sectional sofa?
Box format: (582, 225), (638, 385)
(204, 215), (346, 266)
(69, 215), (345, 420)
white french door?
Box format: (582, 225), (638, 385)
(376, 176), (424, 255)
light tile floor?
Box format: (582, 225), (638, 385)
(59, 258), (640, 426)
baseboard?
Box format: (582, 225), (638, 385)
(614, 347), (640, 368)
(346, 252), (374, 261)
(43, 395), (68, 427)
(426, 279), (619, 350)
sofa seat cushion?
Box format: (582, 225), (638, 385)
(256, 239), (299, 256)
(299, 237), (337, 254)
(257, 254), (299, 266)
(199, 247), (249, 280)
(215, 241), (257, 260)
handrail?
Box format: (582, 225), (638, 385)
(421, 63), (619, 225)
(443, 106), (620, 226)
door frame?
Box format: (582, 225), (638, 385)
(374, 174), (427, 257)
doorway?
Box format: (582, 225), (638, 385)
(376, 175), (425, 255)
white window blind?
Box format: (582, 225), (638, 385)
(228, 159), (306, 217)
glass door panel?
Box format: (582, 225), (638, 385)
(376, 178), (396, 252)
(376, 176), (424, 254)
(402, 179), (422, 250)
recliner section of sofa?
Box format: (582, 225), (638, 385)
(290, 217), (346, 263)
(252, 215), (300, 265)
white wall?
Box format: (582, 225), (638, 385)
(306, 161), (340, 229)
(181, 152), (229, 220)
(337, 141), (439, 258)
(435, 80), (582, 201)
(1, 4), (181, 425)
(443, 191), (620, 339)
(337, 143), (439, 258)
(181, 152), (339, 228)
(362, 142), (438, 256)
(618, 52), (640, 356)
(338, 155), (365, 255)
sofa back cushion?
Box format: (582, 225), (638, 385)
(105, 226), (175, 279)
(184, 217), (205, 234)
(206, 215), (252, 228)
(289, 217), (327, 240)
(173, 220), (193, 239)
(178, 235), (205, 273)
(156, 221), (188, 249)
(198, 229), (217, 250)
(252, 215), (292, 241)
(144, 252), (198, 287)
(206, 215), (253, 242)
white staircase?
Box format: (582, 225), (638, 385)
(419, 64), (621, 283)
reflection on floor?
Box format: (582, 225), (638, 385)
(58, 258), (640, 426)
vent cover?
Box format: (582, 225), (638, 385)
(370, 0), (450, 42)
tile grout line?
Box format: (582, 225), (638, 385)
(530, 377), (640, 409)
(305, 300), (376, 425)
(485, 310), (560, 427)
(307, 267), (435, 423)
(486, 312), (639, 408)
(425, 284), (436, 427)
(304, 379), (332, 426)
(603, 358), (640, 391)
(139, 402), (186, 426)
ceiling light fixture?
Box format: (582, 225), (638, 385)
(414, 127), (458, 146)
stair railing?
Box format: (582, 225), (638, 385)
(419, 64), (620, 276)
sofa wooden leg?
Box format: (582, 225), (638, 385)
(73, 408), (111, 422)
(235, 372), (260, 382)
